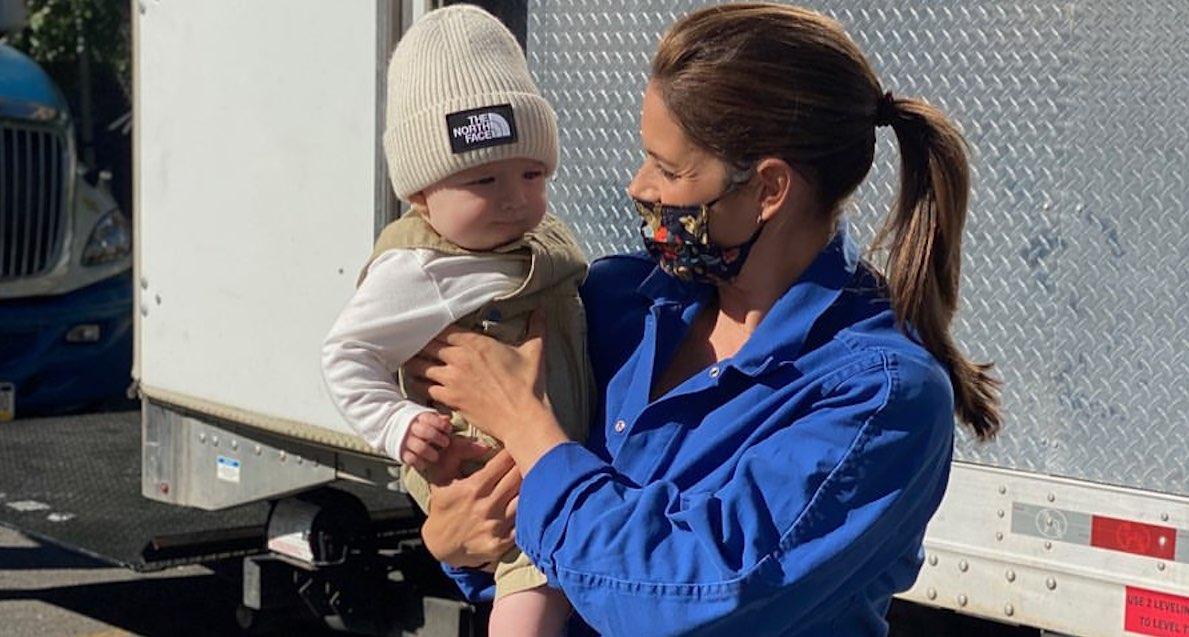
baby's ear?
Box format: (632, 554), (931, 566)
(409, 191), (427, 206)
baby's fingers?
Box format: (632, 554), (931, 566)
(411, 415), (452, 448)
(404, 435), (441, 465)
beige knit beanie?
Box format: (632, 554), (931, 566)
(383, 4), (559, 201)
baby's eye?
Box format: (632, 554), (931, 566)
(467, 176), (496, 186)
(523, 170), (544, 180)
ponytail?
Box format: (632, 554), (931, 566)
(874, 96), (1002, 441)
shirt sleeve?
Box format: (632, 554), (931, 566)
(515, 352), (955, 635)
(320, 249), (524, 460)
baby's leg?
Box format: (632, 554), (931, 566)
(488, 585), (570, 637)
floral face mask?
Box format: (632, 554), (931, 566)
(632, 173), (763, 283)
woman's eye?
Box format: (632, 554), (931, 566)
(647, 156), (678, 180)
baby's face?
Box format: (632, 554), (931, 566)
(416, 158), (548, 250)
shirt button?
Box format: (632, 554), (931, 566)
(709, 365), (721, 378)
(614, 419), (626, 433)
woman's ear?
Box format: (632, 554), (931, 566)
(753, 158), (810, 223)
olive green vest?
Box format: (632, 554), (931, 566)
(359, 208), (593, 455)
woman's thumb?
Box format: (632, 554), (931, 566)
(519, 309), (548, 359)
(520, 309), (549, 396)
(524, 309), (547, 345)
(457, 438), (492, 461)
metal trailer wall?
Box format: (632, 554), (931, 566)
(526, 0), (1188, 497)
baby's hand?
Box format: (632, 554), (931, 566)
(401, 412), (453, 472)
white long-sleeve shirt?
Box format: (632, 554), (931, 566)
(320, 248), (527, 461)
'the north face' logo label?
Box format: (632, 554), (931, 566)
(446, 104), (518, 154)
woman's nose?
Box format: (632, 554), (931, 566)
(627, 164), (657, 202)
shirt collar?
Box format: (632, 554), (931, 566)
(637, 222), (860, 376)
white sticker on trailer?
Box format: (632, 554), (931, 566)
(216, 455), (241, 483)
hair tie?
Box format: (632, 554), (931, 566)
(874, 90), (897, 128)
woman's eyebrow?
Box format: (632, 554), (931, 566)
(644, 147), (681, 169)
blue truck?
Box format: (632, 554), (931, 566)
(0, 6), (132, 419)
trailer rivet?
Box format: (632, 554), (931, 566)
(928, 554), (938, 567)
(254, 445), (262, 456)
(1004, 603), (1014, 617)
(997, 509), (1005, 518)
(957, 594), (968, 607)
(159, 482), (169, 494)
(1006, 570), (1016, 582)
(1161, 513), (1170, 522)
(297, 456), (304, 465)
(1047, 493), (1055, 502)
(998, 485), (1007, 495)
(140, 277), (148, 289)
(1157, 562), (1166, 572)
(140, 304), (149, 317)
(211, 436), (219, 447)
(198, 433), (206, 443)
(279, 451), (287, 462)
(958, 559), (969, 573)
(1158, 536), (1168, 548)
(231, 440), (238, 450)
(996, 532), (1004, 541)
(1046, 577), (1057, 590)
(926, 588), (937, 600)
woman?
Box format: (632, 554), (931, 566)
(406, 4), (1001, 635)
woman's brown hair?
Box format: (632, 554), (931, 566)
(652, 3), (1001, 440)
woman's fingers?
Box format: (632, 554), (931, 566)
(491, 452), (523, 498)
(434, 437), (493, 482)
(404, 351), (446, 384)
(471, 450), (517, 497)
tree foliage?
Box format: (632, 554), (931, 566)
(8, 0), (131, 101)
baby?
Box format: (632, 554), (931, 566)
(320, 5), (590, 637)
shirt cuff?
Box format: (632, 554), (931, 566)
(516, 441), (608, 571)
(440, 563), (496, 603)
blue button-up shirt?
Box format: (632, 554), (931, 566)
(449, 226), (955, 636)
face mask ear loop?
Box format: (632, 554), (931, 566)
(703, 163), (759, 246)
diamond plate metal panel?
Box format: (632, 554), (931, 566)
(528, 1), (1187, 495)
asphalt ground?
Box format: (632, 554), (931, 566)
(0, 524), (240, 636)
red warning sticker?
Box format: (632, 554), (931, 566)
(1126, 587), (1189, 636)
(1094, 516), (1177, 560)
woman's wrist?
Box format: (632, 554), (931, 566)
(502, 399), (570, 474)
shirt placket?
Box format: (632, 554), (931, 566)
(607, 299), (724, 479)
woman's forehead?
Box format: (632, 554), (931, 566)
(640, 82), (704, 167)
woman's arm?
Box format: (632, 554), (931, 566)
(514, 354), (955, 635)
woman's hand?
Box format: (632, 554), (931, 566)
(405, 312), (570, 472)
(420, 439), (522, 568)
